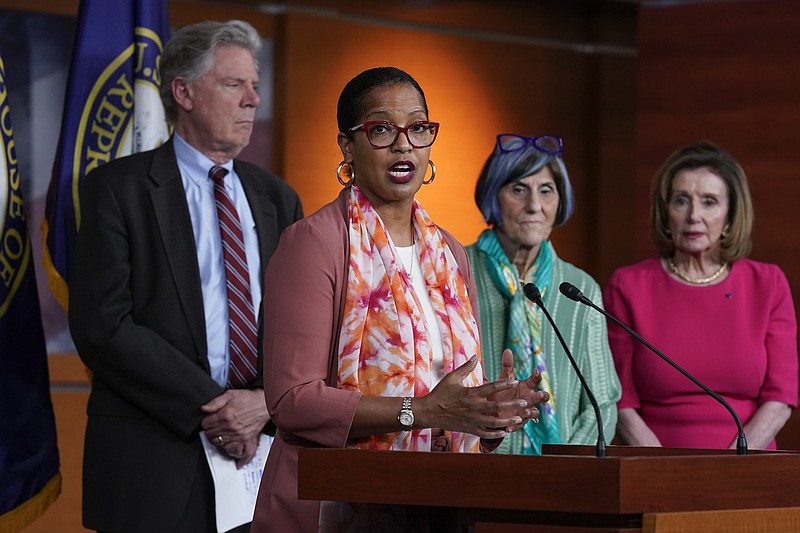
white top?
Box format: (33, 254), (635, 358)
(396, 244), (445, 385)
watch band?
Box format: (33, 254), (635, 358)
(398, 396), (414, 430)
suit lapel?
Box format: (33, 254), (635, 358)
(144, 152), (278, 372)
(148, 142), (209, 365)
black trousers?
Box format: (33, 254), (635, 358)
(98, 454), (251, 533)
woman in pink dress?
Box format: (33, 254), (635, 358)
(604, 142), (797, 450)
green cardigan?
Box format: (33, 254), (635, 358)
(466, 244), (621, 454)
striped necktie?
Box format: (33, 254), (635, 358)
(209, 165), (258, 388)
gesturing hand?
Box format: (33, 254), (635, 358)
(414, 355), (535, 439)
(489, 348), (549, 433)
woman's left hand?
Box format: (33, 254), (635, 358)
(489, 348), (549, 433)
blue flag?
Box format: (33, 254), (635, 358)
(42, 0), (170, 309)
(0, 55), (62, 532)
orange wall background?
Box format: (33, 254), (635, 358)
(272, 5), (636, 279)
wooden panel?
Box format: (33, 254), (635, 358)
(47, 353), (89, 385)
(169, 1), (276, 36)
(477, 526), (637, 533)
(778, 408), (800, 451)
(0, 0), (78, 16)
(299, 448), (800, 514)
(24, 391), (90, 533)
(643, 507), (800, 533)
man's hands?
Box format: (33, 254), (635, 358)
(201, 388), (269, 468)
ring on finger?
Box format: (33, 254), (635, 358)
(216, 435), (224, 445)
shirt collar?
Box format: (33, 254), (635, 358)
(173, 132), (234, 186)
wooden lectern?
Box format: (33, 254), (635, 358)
(298, 445), (800, 532)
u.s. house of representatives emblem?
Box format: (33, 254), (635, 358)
(72, 26), (169, 219)
(0, 61), (30, 317)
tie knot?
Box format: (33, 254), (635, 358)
(209, 165), (229, 184)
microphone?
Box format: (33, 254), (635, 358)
(559, 281), (748, 455)
(523, 283), (607, 458)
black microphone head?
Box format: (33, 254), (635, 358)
(523, 283), (542, 304)
(559, 282), (584, 302)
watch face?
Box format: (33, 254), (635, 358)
(399, 411), (414, 428)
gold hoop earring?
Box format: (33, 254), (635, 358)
(422, 160), (436, 185)
(337, 161), (355, 186)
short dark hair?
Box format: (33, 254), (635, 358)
(474, 140), (574, 227)
(337, 67), (428, 133)
(650, 142), (754, 261)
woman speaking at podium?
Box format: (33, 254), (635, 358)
(251, 67), (548, 532)
(604, 142), (797, 450)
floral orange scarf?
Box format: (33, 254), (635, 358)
(337, 185), (482, 452)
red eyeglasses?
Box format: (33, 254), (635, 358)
(348, 121), (440, 149)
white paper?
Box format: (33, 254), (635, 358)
(200, 431), (272, 532)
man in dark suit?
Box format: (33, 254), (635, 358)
(68, 20), (302, 533)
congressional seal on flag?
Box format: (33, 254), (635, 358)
(0, 54), (61, 533)
(42, 0), (170, 309)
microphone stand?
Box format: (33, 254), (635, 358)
(523, 283), (607, 458)
(559, 282), (748, 455)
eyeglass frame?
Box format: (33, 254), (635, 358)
(348, 120), (440, 149)
(495, 133), (563, 156)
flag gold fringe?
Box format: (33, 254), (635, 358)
(40, 218), (69, 312)
(41, 216), (93, 384)
(0, 472), (62, 533)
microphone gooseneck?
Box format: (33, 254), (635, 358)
(559, 281), (748, 455)
(523, 283), (607, 458)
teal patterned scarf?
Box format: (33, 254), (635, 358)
(476, 229), (560, 454)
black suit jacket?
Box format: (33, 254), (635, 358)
(68, 138), (302, 532)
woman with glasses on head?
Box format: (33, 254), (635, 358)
(466, 134), (621, 455)
(604, 142), (797, 450)
(251, 68), (549, 533)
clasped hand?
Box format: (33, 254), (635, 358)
(200, 388), (270, 468)
(415, 348), (549, 439)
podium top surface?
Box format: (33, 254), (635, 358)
(298, 445), (800, 514)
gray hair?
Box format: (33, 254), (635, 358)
(159, 20), (262, 124)
(474, 141), (574, 228)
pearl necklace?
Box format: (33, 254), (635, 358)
(667, 258), (728, 285)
